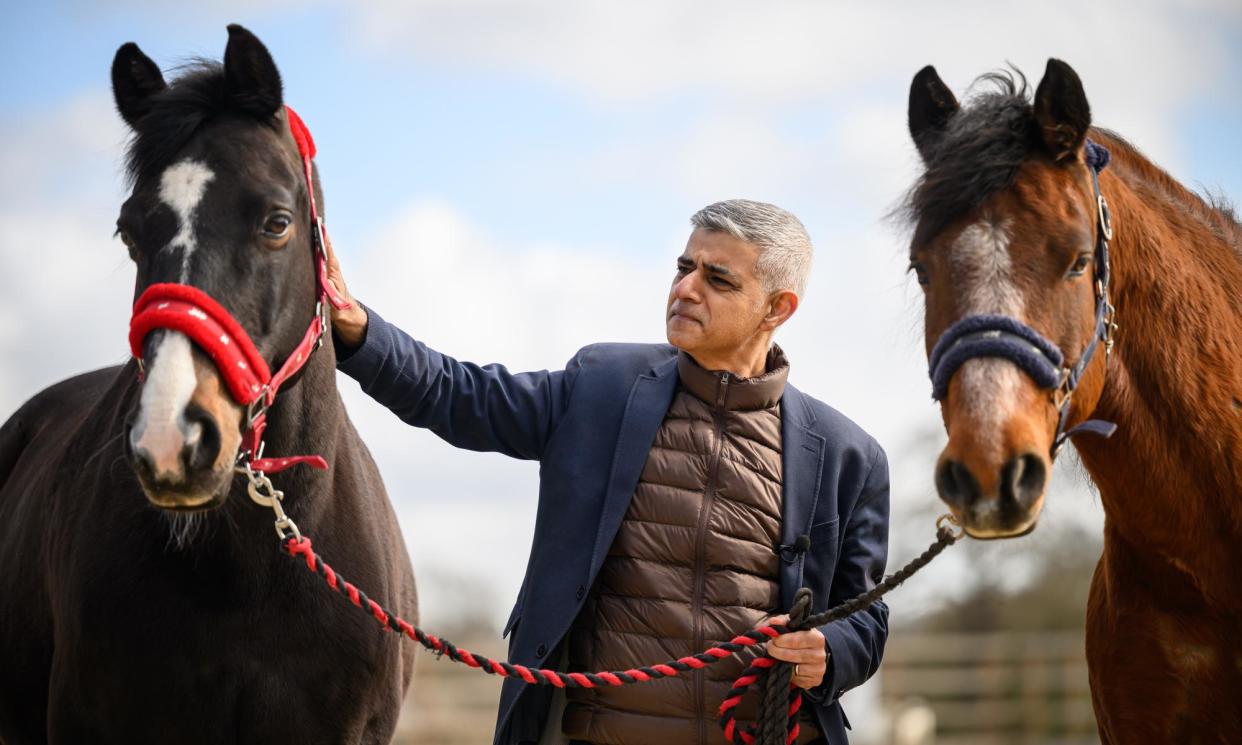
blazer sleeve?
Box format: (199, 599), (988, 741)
(812, 441), (891, 701)
(334, 303), (583, 460)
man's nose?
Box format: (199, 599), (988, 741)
(672, 272), (701, 302)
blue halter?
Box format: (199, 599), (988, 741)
(928, 139), (1118, 459)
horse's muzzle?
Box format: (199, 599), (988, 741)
(935, 450), (1048, 538)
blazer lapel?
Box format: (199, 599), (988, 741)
(586, 355), (679, 580)
(779, 384), (825, 609)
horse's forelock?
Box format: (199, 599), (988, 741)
(903, 69), (1042, 247)
(123, 60), (281, 187)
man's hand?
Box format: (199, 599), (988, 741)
(323, 230), (368, 350)
(762, 614), (829, 690)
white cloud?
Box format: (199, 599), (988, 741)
(350, 1), (1241, 239)
(0, 93), (134, 416)
(351, 1), (1232, 140)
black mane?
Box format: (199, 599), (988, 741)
(903, 70), (1040, 246)
(123, 60), (279, 186)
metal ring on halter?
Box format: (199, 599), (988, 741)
(1051, 367), (1073, 411)
(246, 392), (269, 428)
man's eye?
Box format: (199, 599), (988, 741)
(676, 264), (691, 275)
(710, 276), (730, 287)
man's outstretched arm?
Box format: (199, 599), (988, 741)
(324, 238), (581, 461)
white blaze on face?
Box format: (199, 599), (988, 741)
(949, 217), (1025, 435)
(131, 331), (201, 481)
(159, 159), (215, 282)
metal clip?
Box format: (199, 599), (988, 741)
(936, 513), (965, 541)
(237, 461), (302, 541)
(270, 500), (302, 541)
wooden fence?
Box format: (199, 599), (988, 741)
(880, 630), (1099, 745)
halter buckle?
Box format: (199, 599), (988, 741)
(1097, 194), (1113, 242)
(313, 300), (328, 352)
(312, 216), (328, 261)
(1103, 301), (1118, 358)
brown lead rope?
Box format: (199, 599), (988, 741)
(281, 515), (964, 744)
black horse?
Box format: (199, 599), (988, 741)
(0, 25), (416, 743)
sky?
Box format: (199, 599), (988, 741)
(2, 1), (1240, 736)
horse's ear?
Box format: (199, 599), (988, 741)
(908, 65), (959, 161)
(1034, 58), (1091, 162)
(111, 42), (166, 128)
(223, 24), (283, 118)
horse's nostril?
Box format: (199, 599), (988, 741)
(181, 407), (221, 472)
(1001, 452), (1047, 509)
(936, 458), (981, 509)
(126, 425), (155, 478)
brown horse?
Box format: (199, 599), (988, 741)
(0, 26), (417, 743)
(904, 60), (1242, 742)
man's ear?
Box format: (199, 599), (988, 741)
(761, 291), (799, 332)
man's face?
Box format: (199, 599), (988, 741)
(666, 228), (770, 360)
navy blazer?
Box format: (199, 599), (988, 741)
(337, 305), (891, 745)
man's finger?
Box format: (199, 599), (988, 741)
(790, 663), (826, 690)
(766, 644), (824, 665)
(770, 629), (825, 649)
(757, 614), (787, 629)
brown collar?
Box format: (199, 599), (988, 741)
(677, 346), (789, 411)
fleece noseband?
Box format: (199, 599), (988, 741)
(928, 139), (1119, 458)
(128, 106), (350, 474)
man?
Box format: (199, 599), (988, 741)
(327, 200), (890, 744)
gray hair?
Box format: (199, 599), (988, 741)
(690, 199), (813, 298)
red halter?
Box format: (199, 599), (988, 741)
(128, 106), (349, 474)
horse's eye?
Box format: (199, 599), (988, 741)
(910, 261), (930, 286)
(262, 213), (292, 239)
(116, 229), (138, 259)
(1068, 253), (1092, 278)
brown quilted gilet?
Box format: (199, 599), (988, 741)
(561, 347), (821, 744)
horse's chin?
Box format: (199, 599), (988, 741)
(956, 509), (1041, 540)
(962, 520), (1039, 540)
(139, 470), (232, 512)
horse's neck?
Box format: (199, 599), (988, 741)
(1078, 140), (1242, 598)
(254, 346), (347, 516)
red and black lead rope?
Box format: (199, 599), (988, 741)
(283, 521), (960, 745)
